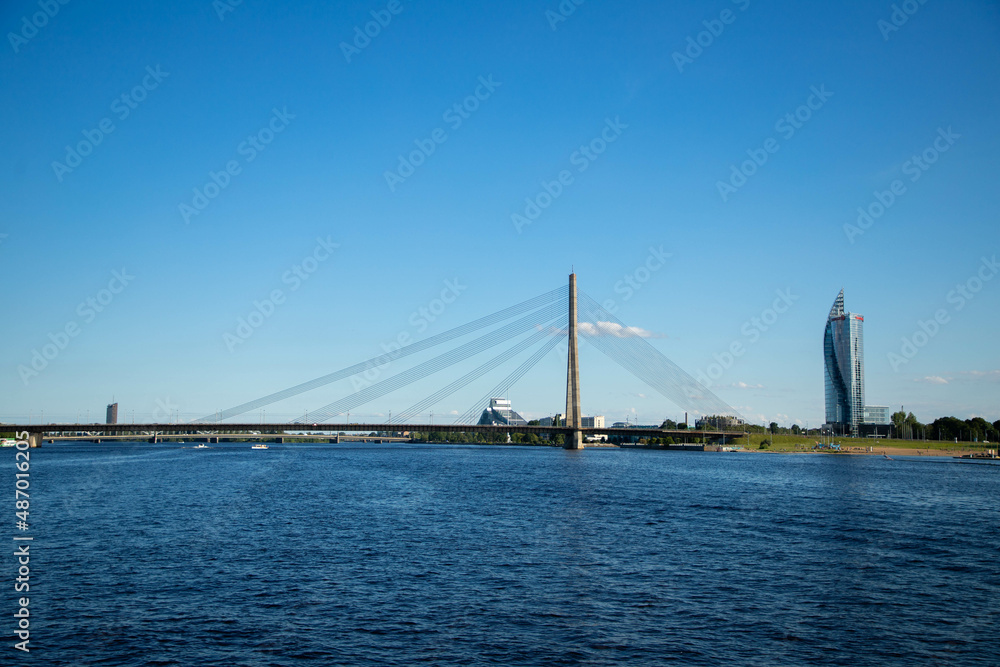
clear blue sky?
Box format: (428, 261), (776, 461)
(2, 0), (998, 427)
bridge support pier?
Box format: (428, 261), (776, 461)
(28, 433), (42, 448)
(565, 273), (584, 450)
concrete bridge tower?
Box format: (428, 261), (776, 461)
(565, 273), (583, 450)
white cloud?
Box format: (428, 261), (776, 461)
(729, 381), (764, 390)
(961, 370), (1000, 380)
(579, 321), (665, 339)
(910, 370), (999, 386)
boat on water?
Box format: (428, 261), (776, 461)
(1, 438), (16, 447)
(251, 443), (269, 450)
(194, 444), (209, 449)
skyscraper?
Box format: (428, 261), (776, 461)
(824, 290), (865, 436)
(106, 402), (118, 425)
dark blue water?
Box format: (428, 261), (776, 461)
(21, 443), (1000, 665)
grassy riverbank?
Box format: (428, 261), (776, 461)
(732, 432), (996, 456)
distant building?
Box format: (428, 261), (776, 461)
(478, 398), (527, 426)
(860, 404), (892, 439)
(106, 403), (118, 425)
(695, 415), (745, 430)
(824, 290), (865, 436)
(539, 415), (560, 427)
(863, 405), (889, 425)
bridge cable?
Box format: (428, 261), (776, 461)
(194, 286), (567, 423)
(295, 300), (567, 423)
(394, 315), (567, 424)
(299, 303), (565, 424)
(577, 292), (741, 419)
(454, 327), (566, 425)
(578, 292), (738, 417)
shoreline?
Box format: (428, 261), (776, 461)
(755, 445), (995, 458)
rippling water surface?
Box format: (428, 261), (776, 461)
(26, 443), (1000, 665)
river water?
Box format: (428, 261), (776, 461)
(23, 443), (1000, 665)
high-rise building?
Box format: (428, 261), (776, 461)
(824, 290), (865, 436)
(106, 403), (118, 425)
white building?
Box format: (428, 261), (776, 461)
(477, 398), (527, 426)
(863, 405), (890, 425)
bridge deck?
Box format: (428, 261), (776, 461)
(6, 423), (745, 440)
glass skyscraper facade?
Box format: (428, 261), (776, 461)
(824, 290), (865, 435)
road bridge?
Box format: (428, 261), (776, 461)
(12, 273), (746, 450)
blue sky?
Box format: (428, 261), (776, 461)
(2, 0), (998, 427)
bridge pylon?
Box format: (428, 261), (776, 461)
(565, 272), (583, 450)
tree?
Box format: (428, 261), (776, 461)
(661, 419), (677, 429)
(967, 417), (991, 441)
(769, 422), (778, 434)
(930, 416), (966, 441)
(791, 424), (801, 435)
(891, 410), (907, 434)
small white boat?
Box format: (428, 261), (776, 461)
(1, 438), (17, 447)
(194, 444), (209, 449)
(251, 443), (269, 450)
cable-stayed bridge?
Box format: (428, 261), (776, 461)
(12, 274), (744, 449)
